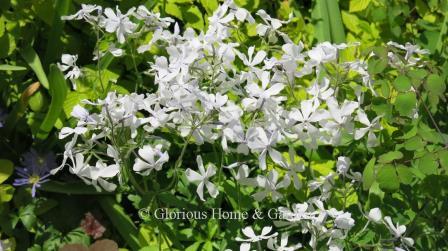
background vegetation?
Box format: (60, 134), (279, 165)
(0, 0), (447, 250)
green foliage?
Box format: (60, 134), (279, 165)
(0, 0), (446, 250)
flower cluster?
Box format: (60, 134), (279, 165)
(56, 1), (429, 249)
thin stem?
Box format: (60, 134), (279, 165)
(95, 26), (105, 95)
(257, 241), (262, 251)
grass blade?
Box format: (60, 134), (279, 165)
(313, 0), (331, 42)
(0, 65), (27, 71)
(36, 64), (68, 139)
(21, 47), (50, 89)
(98, 196), (140, 250)
(325, 0), (346, 43)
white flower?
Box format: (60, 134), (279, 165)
(238, 46), (266, 68)
(246, 127), (283, 170)
(387, 41), (429, 64)
(278, 203), (311, 222)
(108, 43), (124, 57)
(367, 208), (382, 223)
(290, 99), (329, 132)
(256, 10), (292, 43)
(61, 4), (102, 22)
(70, 154), (119, 192)
(267, 233), (302, 251)
(252, 170), (290, 201)
(133, 144), (169, 175)
(383, 216), (414, 249)
(134, 5), (174, 29)
(336, 156), (351, 175)
(89, 161), (120, 191)
(281, 42), (305, 68)
(102, 7), (137, 43)
(308, 42), (338, 64)
(326, 97), (359, 125)
(242, 71), (285, 112)
(185, 156), (219, 201)
(278, 147), (305, 190)
(59, 126), (87, 139)
(58, 54), (81, 88)
(307, 77), (334, 105)
(328, 242), (344, 251)
(383, 216), (407, 238)
(237, 226), (278, 251)
(208, 3), (235, 28)
(334, 212), (355, 230)
(354, 110), (381, 147)
(224, 163), (253, 186)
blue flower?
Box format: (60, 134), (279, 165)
(13, 149), (56, 197)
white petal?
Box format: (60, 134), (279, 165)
(196, 182), (205, 201)
(242, 226), (257, 238)
(251, 51), (267, 66)
(185, 169), (203, 183)
(205, 181), (219, 198)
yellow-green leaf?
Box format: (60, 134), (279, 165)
(0, 159), (14, 184)
(349, 0), (371, 13)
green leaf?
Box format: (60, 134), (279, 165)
(203, 242), (213, 251)
(182, 6), (204, 30)
(341, 11), (361, 34)
(61, 228), (90, 247)
(0, 159), (13, 184)
(439, 150), (448, 171)
(393, 75), (412, 92)
(28, 90), (48, 112)
(165, 4), (204, 30)
(378, 80), (390, 98)
(404, 136), (426, 151)
(200, 0), (218, 15)
(376, 164), (400, 191)
(408, 69), (427, 81)
(36, 65), (68, 139)
(362, 157), (376, 190)
(367, 182), (384, 207)
(0, 64), (27, 71)
(395, 92), (417, 117)
(98, 197), (140, 251)
(349, 0), (371, 12)
(396, 165), (414, 185)
(0, 33), (16, 58)
(19, 204), (37, 231)
(21, 47), (50, 89)
(368, 58), (388, 74)
(418, 154), (439, 175)
(436, 10), (448, 53)
(186, 242), (202, 251)
(0, 184), (15, 202)
(425, 74), (445, 95)
(378, 151), (403, 163)
(63, 92), (89, 117)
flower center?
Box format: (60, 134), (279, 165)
(28, 175), (40, 185)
